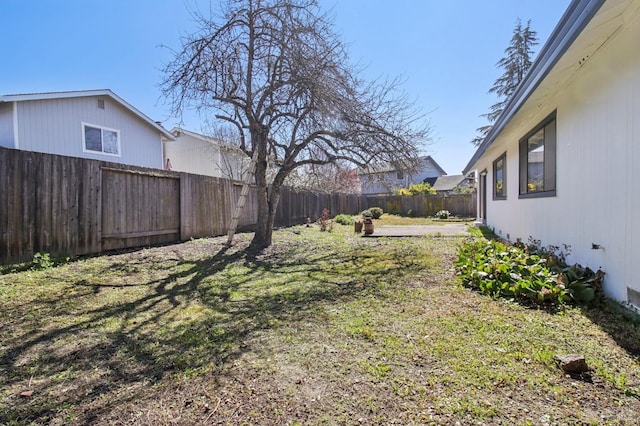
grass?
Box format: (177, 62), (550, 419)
(372, 213), (474, 226)
(1, 220), (639, 424)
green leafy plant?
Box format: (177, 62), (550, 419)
(456, 238), (604, 307)
(31, 252), (56, 270)
(333, 214), (355, 226)
(361, 209), (373, 218)
(369, 207), (384, 219)
(435, 210), (451, 219)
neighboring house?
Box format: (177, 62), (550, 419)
(432, 174), (475, 194)
(463, 0), (640, 306)
(0, 89), (174, 169)
(164, 128), (249, 180)
(359, 156), (446, 195)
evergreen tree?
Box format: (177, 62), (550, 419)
(472, 19), (538, 146)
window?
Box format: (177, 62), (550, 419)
(82, 123), (120, 156)
(396, 171), (404, 180)
(519, 112), (556, 197)
(493, 152), (506, 199)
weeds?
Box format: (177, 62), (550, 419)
(317, 208), (333, 232)
(0, 223), (638, 424)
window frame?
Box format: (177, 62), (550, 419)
(82, 122), (121, 157)
(519, 111), (556, 198)
(492, 152), (507, 200)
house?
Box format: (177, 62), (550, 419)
(463, 0), (640, 306)
(432, 174), (475, 194)
(163, 128), (249, 180)
(0, 89), (174, 169)
(359, 155), (447, 195)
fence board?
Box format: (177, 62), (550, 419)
(1, 146), (476, 265)
(100, 167), (180, 251)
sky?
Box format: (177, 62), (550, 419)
(0, 0), (571, 174)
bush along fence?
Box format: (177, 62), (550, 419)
(0, 146), (475, 264)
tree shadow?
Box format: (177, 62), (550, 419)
(581, 299), (640, 359)
(0, 237), (409, 424)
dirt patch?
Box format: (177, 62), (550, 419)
(1, 224), (639, 425)
(363, 223), (469, 237)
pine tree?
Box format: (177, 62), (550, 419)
(472, 19), (538, 146)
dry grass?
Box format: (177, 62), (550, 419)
(1, 221), (639, 425)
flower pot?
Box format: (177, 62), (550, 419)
(354, 221), (363, 233)
(363, 217), (374, 235)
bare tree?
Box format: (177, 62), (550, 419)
(285, 161), (361, 194)
(162, 0), (430, 249)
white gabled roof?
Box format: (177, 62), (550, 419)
(0, 89), (175, 140)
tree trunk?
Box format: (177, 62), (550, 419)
(249, 130), (279, 250)
(251, 184), (281, 249)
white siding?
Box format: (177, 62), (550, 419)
(0, 102), (14, 148)
(475, 4), (640, 302)
(15, 96), (163, 168)
(413, 160), (445, 184)
(164, 133), (223, 177)
(360, 172), (405, 195)
(164, 132), (248, 179)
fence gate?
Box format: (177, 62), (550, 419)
(101, 167), (180, 251)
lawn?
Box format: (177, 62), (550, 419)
(1, 217), (639, 425)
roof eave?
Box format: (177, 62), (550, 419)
(0, 89), (175, 141)
(462, 0), (606, 175)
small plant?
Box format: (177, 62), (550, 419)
(361, 209), (373, 218)
(456, 238), (604, 307)
(334, 214), (355, 226)
(318, 208), (334, 232)
(31, 252), (55, 270)
(435, 210), (451, 219)
(369, 207), (383, 219)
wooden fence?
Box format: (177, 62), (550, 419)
(0, 147), (475, 265)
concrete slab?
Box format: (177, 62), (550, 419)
(361, 223), (469, 237)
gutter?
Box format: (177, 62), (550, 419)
(462, 0), (606, 175)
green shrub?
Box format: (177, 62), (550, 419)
(369, 207), (383, 219)
(456, 238), (604, 307)
(334, 214), (355, 226)
(435, 210), (451, 219)
(361, 209), (373, 218)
